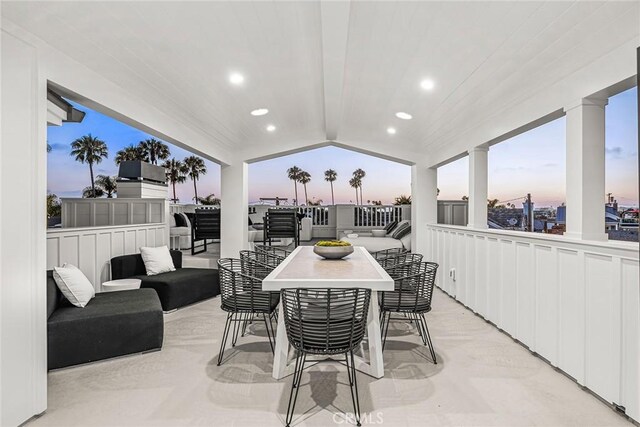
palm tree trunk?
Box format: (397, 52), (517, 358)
(355, 187), (358, 205)
(330, 181), (335, 205)
(303, 184), (308, 205)
(360, 185), (363, 205)
(193, 179), (198, 204)
(294, 182), (299, 206)
(172, 181), (177, 202)
(89, 162), (96, 198)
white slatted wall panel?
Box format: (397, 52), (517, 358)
(426, 224), (639, 422)
(47, 223), (168, 292)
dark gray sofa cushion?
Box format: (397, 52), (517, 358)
(47, 272), (164, 370)
(111, 251), (220, 311)
(133, 268), (220, 311)
(111, 250), (183, 279)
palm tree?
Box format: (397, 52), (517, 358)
(349, 177), (361, 205)
(138, 138), (170, 165)
(394, 194), (412, 205)
(287, 166), (302, 205)
(115, 145), (145, 165)
(70, 134), (108, 198)
(487, 198), (500, 208)
(95, 175), (117, 198)
(82, 186), (105, 198)
(163, 158), (187, 202)
(198, 194), (221, 206)
(353, 168), (366, 204)
(324, 169), (337, 205)
(298, 171), (311, 205)
(184, 155), (207, 203)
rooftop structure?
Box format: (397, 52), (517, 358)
(1, 2), (638, 427)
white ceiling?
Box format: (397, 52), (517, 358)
(3, 1), (639, 161)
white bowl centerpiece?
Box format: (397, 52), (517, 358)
(313, 240), (354, 260)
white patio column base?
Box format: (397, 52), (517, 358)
(564, 98), (608, 242)
(220, 160), (249, 258)
(468, 146), (489, 229)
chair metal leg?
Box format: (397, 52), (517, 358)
(419, 314), (437, 364)
(232, 312), (242, 347)
(263, 313), (275, 353)
(412, 313), (428, 345)
(346, 350), (362, 426)
(382, 311), (392, 351)
(217, 312), (233, 366)
(285, 351), (306, 427)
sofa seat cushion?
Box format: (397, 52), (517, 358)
(47, 288), (163, 370)
(135, 268), (220, 311)
(170, 226), (191, 236)
(340, 236), (404, 253)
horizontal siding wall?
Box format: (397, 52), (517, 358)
(426, 224), (639, 422)
(47, 223), (168, 292)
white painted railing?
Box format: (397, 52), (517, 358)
(62, 198), (167, 228)
(426, 224), (639, 422)
(47, 223), (168, 292)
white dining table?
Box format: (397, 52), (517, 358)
(262, 245), (394, 379)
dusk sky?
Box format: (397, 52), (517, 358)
(49, 87), (637, 207)
(438, 87), (638, 208)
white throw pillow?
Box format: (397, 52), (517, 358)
(140, 245), (176, 276)
(53, 264), (95, 308)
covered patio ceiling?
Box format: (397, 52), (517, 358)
(3, 1), (638, 164)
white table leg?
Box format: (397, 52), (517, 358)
(272, 302), (290, 379)
(353, 291), (385, 378)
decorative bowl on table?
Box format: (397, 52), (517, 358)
(313, 241), (354, 259)
(371, 229), (387, 237)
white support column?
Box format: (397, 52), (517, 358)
(220, 160), (249, 258)
(564, 98), (608, 241)
(411, 163), (437, 256)
(468, 146), (489, 229)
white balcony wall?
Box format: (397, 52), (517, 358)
(336, 204), (411, 238)
(62, 198), (167, 228)
(426, 224), (640, 422)
(47, 223), (168, 293)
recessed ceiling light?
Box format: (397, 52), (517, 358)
(387, 127), (396, 135)
(420, 78), (435, 91)
(229, 73), (244, 85)
(396, 112), (412, 120)
(250, 108), (269, 116)
(266, 124), (276, 132)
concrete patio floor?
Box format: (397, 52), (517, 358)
(29, 288), (632, 427)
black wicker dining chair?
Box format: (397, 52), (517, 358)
(370, 247), (408, 262)
(376, 252), (423, 269)
(216, 257), (279, 365)
(281, 288), (371, 427)
(253, 244), (292, 264)
(379, 261), (438, 363)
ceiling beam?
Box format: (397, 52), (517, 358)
(320, 0), (351, 141)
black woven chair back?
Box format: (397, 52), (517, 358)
(218, 258), (278, 313)
(239, 250), (282, 272)
(264, 209), (298, 241)
(377, 252), (423, 269)
(253, 244), (292, 262)
(381, 261), (438, 313)
(371, 247), (408, 261)
(193, 208), (221, 240)
(281, 288), (371, 355)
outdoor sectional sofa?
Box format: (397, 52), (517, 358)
(110, 250), (220, 311)
(47, 270), (164, 370)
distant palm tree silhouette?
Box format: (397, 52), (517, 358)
(298, 171), (311, 205)
(70, 134), (108, 198)
(287, 166), (302, 205)
(184, 156), (207, 203)
(324, 169), (337, 205)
